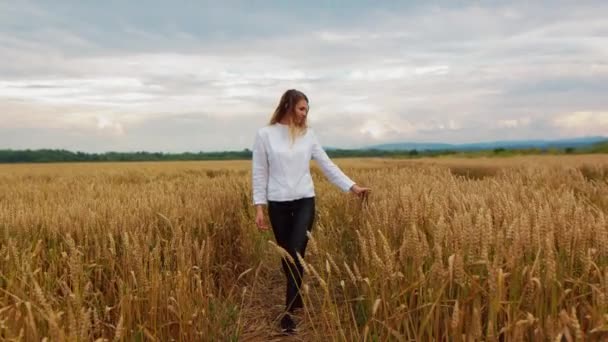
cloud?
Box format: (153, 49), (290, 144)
(552, 112), (608, 136)
(96, 115), (125, 136)
(1, 1), (608, 151)
(347, 65), (449, 82)
(497, 118), (531, 128)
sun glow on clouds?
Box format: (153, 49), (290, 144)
(553, 112), (608, 135)
(358, 117), (462, 141)
(497, 117), (531, 128)
(96, 115), (125, 135)
(359, 120), (388, 139)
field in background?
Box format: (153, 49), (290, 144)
(1, 155), (608, 341)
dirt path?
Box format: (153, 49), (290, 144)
(239, 260), (316, 342)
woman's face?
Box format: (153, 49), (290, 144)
(292, 99), (309, 124)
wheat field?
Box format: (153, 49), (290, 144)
(1, 155), (608, 341)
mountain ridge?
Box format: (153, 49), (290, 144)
(341, 136), (608, 151)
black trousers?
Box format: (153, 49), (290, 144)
(267, 196), (316, 312)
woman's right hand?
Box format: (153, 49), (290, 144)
(255, 206), (269, 231)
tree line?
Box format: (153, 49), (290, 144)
(0, 142), (607, 163)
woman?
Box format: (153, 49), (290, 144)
(251, 89), (371, 334)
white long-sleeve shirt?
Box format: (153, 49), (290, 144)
(252, 123), (356, 205)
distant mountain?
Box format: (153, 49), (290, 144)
(365, 136), (608, 151)
(363, 142), (453, 151)
(589, 140), (608, 151)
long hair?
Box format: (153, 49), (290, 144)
(269, 89), (309, 146)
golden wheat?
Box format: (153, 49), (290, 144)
(1, 155), (608, 340)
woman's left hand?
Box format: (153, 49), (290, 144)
(350, 184), (371, 198)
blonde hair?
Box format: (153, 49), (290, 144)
(269, 89), (309, 146)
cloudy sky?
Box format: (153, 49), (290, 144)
(1, 1), (607, 152)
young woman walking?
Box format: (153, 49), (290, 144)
(251, 89), (371, 334)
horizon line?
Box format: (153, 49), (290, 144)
(2, 135), (606, 154)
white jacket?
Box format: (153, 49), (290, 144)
(252, 123), (355, 205)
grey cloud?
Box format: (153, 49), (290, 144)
(1, 1), (608, 151)
(109, 112), (268, 153)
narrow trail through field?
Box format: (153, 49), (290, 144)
(239, 259), (317, 342)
